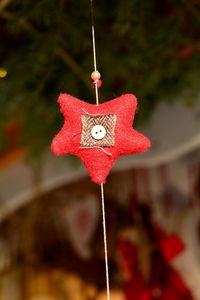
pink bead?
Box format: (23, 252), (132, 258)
(91, 71), (101, 81)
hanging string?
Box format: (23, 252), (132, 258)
(90, 0), (97, 72)
(90, 0), (99, 106)
(89, 2), (110, 300)
(100, 182), (110, 300)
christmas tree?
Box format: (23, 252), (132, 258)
(0, 0), (200, 158)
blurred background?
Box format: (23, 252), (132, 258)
(0, 0), (200, 299)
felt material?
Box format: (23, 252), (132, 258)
(51, 94), (150, 184)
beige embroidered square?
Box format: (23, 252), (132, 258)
(81, 114), (116, 147)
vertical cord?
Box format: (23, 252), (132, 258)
(90, 0), (99, 105)
(94, 79), (99, 105)
(90, 1), (110, 300)
(101, 183), (110, 300)
(90, 0), (97, 71)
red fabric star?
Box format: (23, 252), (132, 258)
(51, 93), (150, 184)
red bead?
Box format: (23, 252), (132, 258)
(93, 79), (102, 88)
(91, 71), (101, 81)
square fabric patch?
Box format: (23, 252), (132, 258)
(81, 114), (116, 147)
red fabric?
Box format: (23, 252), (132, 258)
(140, 290), (152, 300)
(155, 226), (185, 261)
(120, 236), (193, 300)
(160, 234), (185, 262)
(158, 269), (194, 300)
(123, 268), (193, 300)
(119, 238), (150, 300)
(51, 94), (150, 184)
(118, 239), (138, 279)
(124, 273), (145, 300)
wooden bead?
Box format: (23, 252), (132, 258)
(91, 71), (101, 81)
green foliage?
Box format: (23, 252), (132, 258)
(0, 0), (200, 157)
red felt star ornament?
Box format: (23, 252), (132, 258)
(51, 93), (150, 184)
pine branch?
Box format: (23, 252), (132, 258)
(182, 0), (200, 20)
(55, 47), (92, 92)
(0, 0), (10, 11)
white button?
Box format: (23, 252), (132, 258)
(91, 125), (106, 140)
